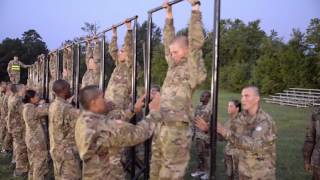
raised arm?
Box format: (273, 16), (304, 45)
(109, 27), (118, 65)
(93, 37), (101, 63)
(187, 0), (207, 89)
(124, 21), (133, 67)
(163, 1), (175, 67)
(85, 39), (93, 66)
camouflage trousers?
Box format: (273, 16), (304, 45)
(12, 130), (29, 173)
(27, 149), (48, 180)
(150, 122), (192, 180)
(238, 155), (275, 180)
(52, 148), (81, 180)
(9, 74), (20, 84)
(2, 130), (13, 152)
(195, 138), (210, 172)
(0, 119), (6, 143)
(313, 166), (320, 180)
(224, 153), (239, 179)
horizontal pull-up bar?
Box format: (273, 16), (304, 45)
(148, 0), (184, 14)
(99, 15), (138, 35)
(76, 15), (138, 44)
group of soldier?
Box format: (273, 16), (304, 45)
(10, 0), (320, 179)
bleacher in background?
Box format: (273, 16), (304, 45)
(264, 88), (320, 108)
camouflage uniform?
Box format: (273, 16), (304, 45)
(7, 59), (30, 84)
(75, 110), (159, 180)
(81, 41), (100, 88)
(223, 117), (239, 179)
(23, 103), (49, 180)
(104, 29), (133, 111)
(150, 9), (207, 180)
(49, 53), (57, 101)
(223, 108), (277, 180)
(1, 93), (13, 152)
(49, 97), (81, 180)
(63, 47), (73, 84)
(8, 94), (29, 174)
(192, 103), (210, 173)
(303, 106), (320, 179)
(0, 92), (6, 143)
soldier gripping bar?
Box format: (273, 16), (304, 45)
(148, 0), (184, 14)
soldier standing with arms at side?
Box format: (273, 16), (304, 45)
(49, 80), (81, 180)
(217, 86), (277, 180)
(149, 0), (207, 179)
(7, 56), (31, 84)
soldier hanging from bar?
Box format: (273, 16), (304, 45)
(48, 52), (58, 102)
(81, 37), (101, 88)
(104, 20), (133, 120)
(63, 45), (73, 85)
(149, 0), (207, 179)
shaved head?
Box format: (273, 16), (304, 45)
(170, 36), (189, 49)
(52, 79), (70, 95)
(79, 85), (102, 110)
(243, 85), (260, 97)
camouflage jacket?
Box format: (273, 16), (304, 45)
(81, 70), (100, 88)
(1, 94), (9, 129)
(75, 110), (159, 180)
(303, 106), (320, 167)
(160, 10), (207, 123)
(23, 103), (48, 151)
(104, 30), (133, 110)
(63, 47), (73, 83)
(223, 117), (239, 156)
(8, 94), (24, 134)
(224, 108), (277, 163)
(85, 42), (93, 67)
(49, 96), (80, 161)
(193, 103), (210, 142)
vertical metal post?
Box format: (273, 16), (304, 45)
(143, 12), (153, 180)
(56, 50), (60, 79)
(45, 55), (50, 101)
(209, 0), (221, 179)
(71, 45), (75, 93)
(75, 44), (81, 108)
(99, 35), (106, 90)
(130, 17), (138, 179)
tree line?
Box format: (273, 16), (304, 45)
(0, 18), (319, 94)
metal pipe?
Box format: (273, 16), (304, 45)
(70, 44), (75, 93)
(56, 50), (60, 79)
(45, 55), (50, 101)
(99, 35), (106, 90)
(209, 0), (221, 179)
(130, 17), (138, 179)
(143, 12), (153, 180)
(76, 16), (139, 45)
(148, 0), (184, 14)
(75, 44), (81, 108)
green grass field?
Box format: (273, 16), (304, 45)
(0, 90), (313, 179)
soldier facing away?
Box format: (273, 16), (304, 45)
(149, 0), (207, 179)
(303, 104), (320, 180)
(7, 56), (31, 84)
(217, 86), (277, 180)
(49, 80), (81, 180)
(75, 85), (161, 180)
(22, 89), (49, 180)
(8, 84), (29, 177)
